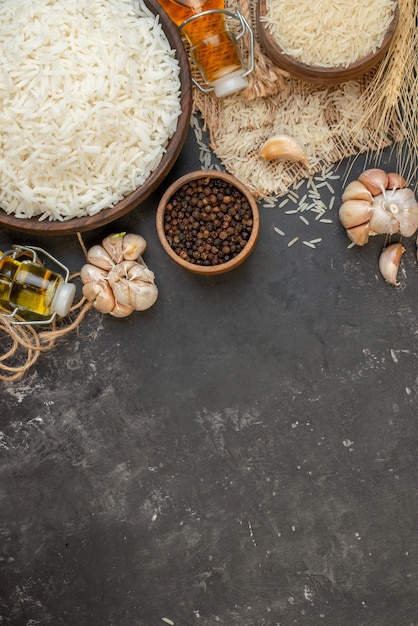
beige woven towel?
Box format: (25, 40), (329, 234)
(193, 0), (412, 198)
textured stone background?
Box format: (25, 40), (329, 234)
(1, 131), (417, 626)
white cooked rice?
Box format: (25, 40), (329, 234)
(0, 0), (182, 221)
(263, 0), (397, 68)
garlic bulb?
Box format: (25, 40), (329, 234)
(339, 170), (418, 243)
(340, 169), (417, 288)
(81, 232), (158, 317)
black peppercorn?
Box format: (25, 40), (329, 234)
(163, 176), (254, 267)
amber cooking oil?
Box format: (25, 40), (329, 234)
(0, 256), (64, 318)
(158, 0), (246, 92)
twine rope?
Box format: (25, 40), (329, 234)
(0, 233), (92, 382)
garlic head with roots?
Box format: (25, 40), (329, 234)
(81, 232), (158, 317)
(339, 169), (418, 245)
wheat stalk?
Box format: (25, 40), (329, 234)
(348, 0), (417, 186)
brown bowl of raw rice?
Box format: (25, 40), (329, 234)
(0, 0), (192, 235)
(256, 0), (399, 84)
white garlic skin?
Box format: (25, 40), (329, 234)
(369, 199), (400, 235)
(384, 188), (418, 238)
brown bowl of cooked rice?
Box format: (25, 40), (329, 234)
(0, 0), (192, 235)
(256, 0), (399, 84)
(156, 170), (260, 275)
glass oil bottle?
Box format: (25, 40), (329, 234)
(0, 245), (76, 324)
(158, 0), (254, 97)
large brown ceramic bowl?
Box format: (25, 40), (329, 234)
(0, 0), (192, 236)
(156, 170), (260, 275)
(256, 0), (399, 84)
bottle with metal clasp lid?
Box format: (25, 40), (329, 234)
(0, 245), (76, 324)
(158, 0), (254, 97)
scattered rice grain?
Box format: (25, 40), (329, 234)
(274, 226), (285, 236)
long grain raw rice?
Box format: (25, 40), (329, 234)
(263, 0), (397, 67)
(0, 0), (181, 221)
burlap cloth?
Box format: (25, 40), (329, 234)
(193, 0), (415, 198)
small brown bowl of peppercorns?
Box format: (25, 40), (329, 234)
(156, 170), (260, 275)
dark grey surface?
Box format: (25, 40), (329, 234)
(1, 126), (417, 626)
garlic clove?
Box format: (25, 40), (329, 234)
(378, 243), (405, 286)
(127, 281), (158, 311)
(80, 263), (109, 284)
(342, 180), (373, 203)
(259, 135), (308, 165)
(107, 260), (138, 282)
(102, 232), (126, 264)
(127, 263), (155, 284)
(339, 200), (374, 229)
(387, 172), (407, 190)
(122, 233), (147, 261)
(82, 281), (115, 313)
(110, 300), (134, 318)
(109, 281), (130, 308)
(358, 169), (389, 196)
(346, 222), (370, 246)
(87, 245), (114, 271)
